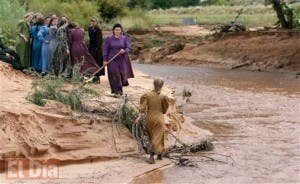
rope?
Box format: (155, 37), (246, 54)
(110, 95), (126, 153)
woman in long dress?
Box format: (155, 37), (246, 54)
(31, 17), (44, 71)
(135, 78), (169, 164)
(102, 23), (134, 95)
(67, 22), (99, 75)
(88, 17), (104, 82)
(16, 12), (33, 69)
(37, 16), (51, 74)
(51, 18), (71, 77)
(48, 17), (59, 74)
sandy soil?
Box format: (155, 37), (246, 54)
(165, 30), (300, 71)
(0, 62), (138, 162)
(156, 25), (212, 36)
(132, 26), (300, 72)
(0, 61), (211, 183)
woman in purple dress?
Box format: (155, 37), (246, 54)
(103, 23), (134, 95)
(67, 22), (99, 75)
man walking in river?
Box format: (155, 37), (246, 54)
(135, 78), (169, 164)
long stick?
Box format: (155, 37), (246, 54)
(84, 51), (122, 83)
(166, 130), (187, 147)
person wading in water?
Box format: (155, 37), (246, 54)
(135, 78), (169, 164)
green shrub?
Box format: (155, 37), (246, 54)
(111, 8), (154, 31)
(98, 0), (128, 22)
(1, 0), (100, 47)
(121, 104), (138, 132)
(293, 6), (300, 27)
(60, 0), (100, 28)
(152, 0), (173, 9)
(200, 0), (230, 6)
(0, 0), (25, 46)
(79, 86), (100, 97)
(149, 37), (164, 47)
(66, 89), (82, 111)
(127, 0), (153, 9)
(25, 0), (63, 15)
(27, 76), (100, 111)
(27, 90), (47, 106)
(172, 0), (199, 7)
(25, 0), (100, 29)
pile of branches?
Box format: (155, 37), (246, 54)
(133, 122), (235, 167)
(220, 22), (246, 33)
(113, 96), (234, 167)
(212, 8), (246, 33)
(132, 120), (234, 167)
(164, 143), (234, 167)
(221, 8), (246, 33)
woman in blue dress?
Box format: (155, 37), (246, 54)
(31, 17), (44, 71)
(37, 16), (51, 74)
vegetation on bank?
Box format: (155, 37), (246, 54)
(140, 5), (277, 28)
(0, 0), (99, 46)
(0, 0), (26, 46)
(0, 0), (300, 47)
(27, 75), (100, 111)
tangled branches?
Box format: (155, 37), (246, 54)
(166, 147), (235, 167)
(111, 96), (234, 167)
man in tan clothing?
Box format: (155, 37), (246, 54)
(135, 78), (169, 164)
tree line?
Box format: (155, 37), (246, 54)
(16, 0), (299, 27)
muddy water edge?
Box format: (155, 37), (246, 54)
(132, 63), (300, 184)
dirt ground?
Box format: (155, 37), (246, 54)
(132, 26), (300, 72)
(155, 25), (212, 36)
(0, 61), (211, 183)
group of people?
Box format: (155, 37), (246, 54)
(11, 12), (134, 95)
(1, 12), (170, 164)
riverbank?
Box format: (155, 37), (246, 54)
(1, 24), (299, 183)
(130, 26), (300, 73)
(0, 61), (211, 183)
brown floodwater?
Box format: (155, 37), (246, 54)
(133, 64), (300, 184)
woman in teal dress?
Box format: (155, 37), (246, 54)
(37, 16), (51, 73)
(31, 17), (44, 71)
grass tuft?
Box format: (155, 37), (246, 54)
(121, 104), (138, 132)
(27, 75), (100, 111)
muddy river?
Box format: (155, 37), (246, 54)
(133, 64), (300, 184)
